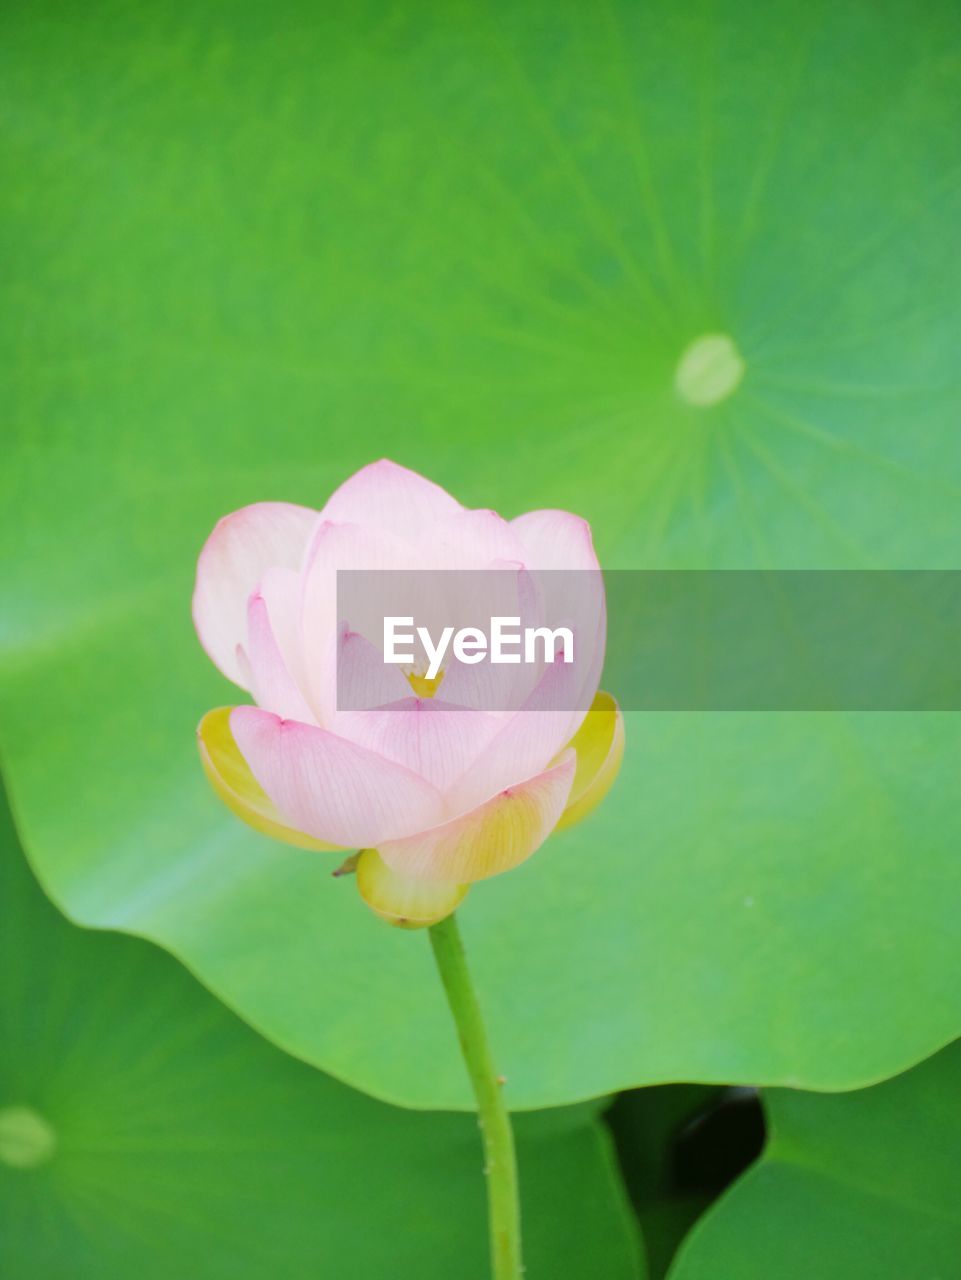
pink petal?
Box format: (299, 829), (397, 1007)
(510, 509), (600, 571)
(445, 657), (585, 814)
(229, 706), (445, 848)
(425, 508), (528, 568)
(192, 502), (317, 686)
(299, 519), (413, 724)
(334, 626), (411, 712)
(246, 592), (316, 724)
(510, 507), (606, 730)
(197, 707), (343, 852)
(336, 698), (501, 793)
(437, 564), (544, 712)
(377, 751), (576, 883)
(319, 459), (463, 545)
(255, 566), (315, 712)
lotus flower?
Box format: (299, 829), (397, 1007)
(193, 460), (623, 927)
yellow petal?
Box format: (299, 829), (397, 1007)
(197, 707), (343, 852)
(554, 691), (625, 832)
(356, 848), (468, 928)
(378, 751), (576, 883)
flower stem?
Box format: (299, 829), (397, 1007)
(428, 912), (522, 1280)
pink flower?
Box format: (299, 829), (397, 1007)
(193, 460), (623, 927)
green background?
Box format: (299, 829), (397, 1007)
(3, 0), (960, 1110)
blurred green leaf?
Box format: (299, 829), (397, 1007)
(2, 0), (960, 1107)
(0, 787), (642, 1279)
(667, 1041), (961, 1278)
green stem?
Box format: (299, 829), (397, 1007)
(428, 912), (522, 1280)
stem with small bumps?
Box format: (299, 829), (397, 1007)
(428, 912), (522, 1280)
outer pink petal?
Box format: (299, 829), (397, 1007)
(377, 750), (576, 883)
(437, 564), (545, 712)
(510, 507), (606, 734)
(300, 517), (417, 727)
(510, 509), (600, 571)
(318, 459), (463, 545)
(445, 658), (584, 814)
(336, 698), (501, 793)
(299, 519), (413, 724)
(256, 566), (311, 697)
(229, 706), (445, 848)
(246, 592), (316, 724)
(425, 508), (528, 568)
(197, 707), (342, 852)
(192, 502), (317, 686)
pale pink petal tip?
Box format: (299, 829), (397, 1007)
(192, 501), (317, 686)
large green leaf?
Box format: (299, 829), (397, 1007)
(0, 787), (642, 1279)
(667, 1041), (961, 1278)
(2, 0), (960, 1107)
